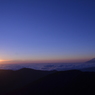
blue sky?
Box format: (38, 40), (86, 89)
(0, 0), (95, 63)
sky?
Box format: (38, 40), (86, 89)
(0, 0), (95, 64)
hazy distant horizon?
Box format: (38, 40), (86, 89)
(0, 57), (92, 64)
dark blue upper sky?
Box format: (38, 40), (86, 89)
(0, 0), (95, 63)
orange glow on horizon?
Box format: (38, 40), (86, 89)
(0, 57), (90, 64)
(0, 60), (12, 64)
(0, 59), (5, 62)
(0, 56), (92, 64)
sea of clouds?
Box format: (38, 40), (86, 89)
(0, 62), (95, 71)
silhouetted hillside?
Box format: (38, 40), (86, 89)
(0, 68), (56, 95)
(6, 70), (95, 95)
(86, 58), (95, 63)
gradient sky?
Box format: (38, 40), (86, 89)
(0, 0), (95, 63)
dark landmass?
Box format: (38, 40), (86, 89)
(86, 58), (95, 63)
(1, 68), (95, 95)
(0, 62), (95, 95)
(0, 68), (56, 95)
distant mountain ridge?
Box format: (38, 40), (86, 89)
(86, 58), (95, 63)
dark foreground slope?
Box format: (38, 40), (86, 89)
(6, 70), (95, 95)
(0, 68), (56, 95)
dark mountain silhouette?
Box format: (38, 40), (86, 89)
(0, 68), (56, 95)
(86, 58), (95, 63)
(5, 69), (95, 95)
